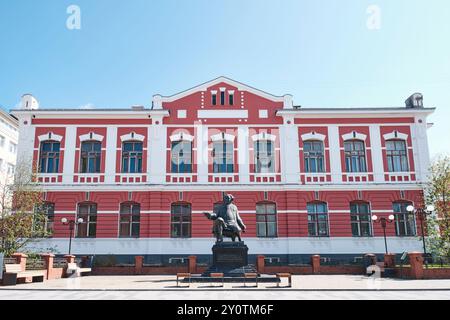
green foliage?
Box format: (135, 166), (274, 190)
(425, 155), (450, 257)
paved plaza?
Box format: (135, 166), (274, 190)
(1, 275), (449, 300)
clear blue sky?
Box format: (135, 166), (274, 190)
(0, 0), (449, 157)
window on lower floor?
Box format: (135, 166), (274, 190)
(76, 202), (97, 238)
(303, 140), (325, 173)
(393, 201), (416, 236)
(256, 202), (277, 237)
(33, 202), (55, 236)
(171, 203), (191, 238)
(307, 202), (329, 236)
(350, 202), (372, 237)
(119, 202), (140, 238)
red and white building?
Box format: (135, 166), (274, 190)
(12, 78), (435, 262)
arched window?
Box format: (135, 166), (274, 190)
(171, 140), (192, 173)
(213, 140), (234, 173)
(33, 202), (55, 235)
(393, 201), (416, 236)
(303, 140), (324, 173)
(80, 141), (101, 173)
(307, 202), (329, 237)
(344, 140), (367, 173)
(122, 141), (143, 173)
(254, 140), (275, 173)
(39, 141), (60, 173)
(256, 202), (277, 237)
(386, 140), (408, 172)
(119, 202), (140, 237)
(350, 201), (372, 237)
(171, 203), (191, 238)
(76, 202), (97, 238)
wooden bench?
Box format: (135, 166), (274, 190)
(2, 264), (46, 286)
(243, 273), (258, 287)
(210, 272), (224, 287)
(176, 273), (191, 287)
(276, 273), (292, 287)
(66, 263), (92, 277)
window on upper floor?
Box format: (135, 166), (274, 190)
(393, 201), (416, 236)
(213, 140), (234, 173)
(171, 140), (192, 173)
(0, 158), (3, 171)
(76, 202), (97, 238)
(171, 202), (191, 238)
(307, 202), (329, 237)
(229, 92), (234, 105)
(386, 140), (409, 172)
(212, 93), (217, 105)
(344, 140), (367, 173)
(254, 140), (275, 173)
(0, 135), (4, 148)
(119, 202), (140, 238)
(122, 141), (143, 173)
(7, 163), (15, 175)
(80, 141), (101, 173)
(39, 141), (60, 173)
(220, 91), (225, 105)
(9, 142), (17, 154)
(256, 202), (277, 237)
(303, 140), (324, 173)
(350, 202), (372, 237)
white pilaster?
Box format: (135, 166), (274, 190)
(104, 126), (117, 184)
(280, 119), (300, 183)
(62, 126), (76, 183)
(148, 121), (166, 183)
(196, 123), (208, 183)
(328, 125), (342, 183)
(411, 118), (431, 183)
(15, 114), (34, 173)
(369, 124), (384, 183)
(238, 126), (249, 183)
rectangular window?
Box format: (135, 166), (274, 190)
(255, 140), (275, 173)
(33, 202), (55, 236)
(39, 141), (60, 173)
(213, 140), (234, 173)
(119, 203), (140, 238)
(171, 203), (191, 238)
(307, 202), (329, 237)
(256, 202), (277, 237)
(220, 91), (225, 105)
(229, 92), (234, 105)
(350, 202), (372, 237)
(344, 140), (367, 173)
(212, 93), (217, 105)
(122, 142), (143, 173)
(9, 142), (17, 154)
(393, 202), (416, 236)
(304, 141), (325, 173)
(386, 140), (409, 172)
(7, 163), (15, 175)
(0, 136), (4, 148)
(76, 203), (97, 238)
(80, 141), (102, 173)
(171, 140), (192, 173)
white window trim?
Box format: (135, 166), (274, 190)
(211, 133), (235, 142)
(120, 132), (145, 142)
(79, 132), (104, 142)
(301, 132), (326, 141)
(169, 133), (194, 142)
(383, 131), (408, 141)
(38, 132), (63, 142)
(251, 133), (277, 142)
(342, 131), (367, 141)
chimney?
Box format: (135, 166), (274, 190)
(405, 93), (423, 108)
(20, 94), (39, 110)
(131, 105), (144, 111)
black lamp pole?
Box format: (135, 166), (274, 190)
(406, 204), (434, 262)
(372, 215), (395, 254)
(61, 218), (83, 256)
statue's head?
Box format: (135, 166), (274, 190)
(223, 193), (234, 204)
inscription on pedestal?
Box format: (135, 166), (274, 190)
(212, 242), (248, 267)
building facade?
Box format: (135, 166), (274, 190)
(0, 108), (18, 192)
(12, 78), (435, 262)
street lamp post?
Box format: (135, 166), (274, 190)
(406, 204), (435, 261)
(371, 214), (395, 254)
(61, 217), (83, 256)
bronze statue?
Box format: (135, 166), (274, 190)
(203, 193), (246, 242)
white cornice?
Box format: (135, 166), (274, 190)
(169, 133), (194, 142)
(301, 132), (326, 141)
(120, 132), (145, 142)
(383, 131), (408, 141)
(38, 132), (63, 142)
(80, 132), (104, 142)
(211, 132), (235, 142)
(251, 132), (277, 142)
(342, 131), (367, 141)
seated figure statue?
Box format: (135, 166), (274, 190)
(203, 193), (246, 242)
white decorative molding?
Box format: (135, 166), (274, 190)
(169, 132), (194, 142)
(301, 131), (326, 141)
(211, 133), (235, 142)
(228, 90), (235, 94)
(79, 132), (104, 142)
(342, 131), (367, 141)
(120, 132), (145, 142)
(38, 132), (63, 142)
(219, 87), (226, 92)
(251, 132), (276, 142)
(198, 109), (248, 119)
(383, 131), (408, 141)
(211, 90), (217, 94)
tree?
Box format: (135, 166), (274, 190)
(0, 159), (50, 257)
(425, 155), (450, 257)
